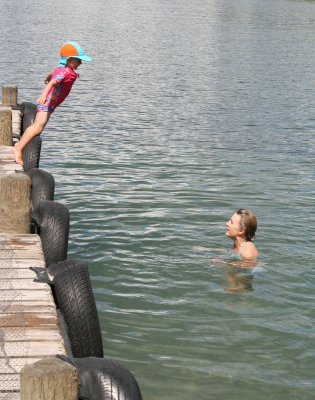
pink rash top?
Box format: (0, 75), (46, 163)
(37, 66), (78, 112)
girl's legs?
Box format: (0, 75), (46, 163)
(14, 111), (51, 165)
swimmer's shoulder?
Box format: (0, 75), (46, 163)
(241, 241), (259, 261)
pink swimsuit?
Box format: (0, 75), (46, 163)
(37, 66), (78, 112)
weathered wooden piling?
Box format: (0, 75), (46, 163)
(0, 106), (13, 146)
(0, 173), (31, 234)
(2, 85), (18, 107)
(20, 357), (78, 400)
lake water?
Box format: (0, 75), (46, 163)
(1, 0), (315, 398)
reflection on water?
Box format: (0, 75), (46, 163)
(224, 265), (266, 293)
(1, 0), (315, 399)
(225, 267), (254, 292)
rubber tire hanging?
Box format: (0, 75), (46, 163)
(22, 136), (42, 172)
(58, 355), (143, 400)
(32, 200), (69, 267)
(20, 102), (37, 133)
(48, 260), (104, 358)
(27, 168), (55, 212)
(19, 102), (41, 171)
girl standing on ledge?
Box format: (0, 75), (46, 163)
(14, 41), (92, 165)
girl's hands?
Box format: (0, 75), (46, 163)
(36, 95), (47, 105)
(44, 70), (53, 84)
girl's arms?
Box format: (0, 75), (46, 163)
(44, 70), (54, 84)
(37, 78), (57, 105)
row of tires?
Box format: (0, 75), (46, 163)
(18, 104), (143, 399)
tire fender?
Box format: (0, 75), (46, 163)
(58, 355), (143, 400)
(22, 136), (42, 172)
(27, 168), (55, 211)
(20, 102), (37, 133)
(32, 200), (69, 267)
(18, 102), (41, 171)
(47, 260), (103, 358)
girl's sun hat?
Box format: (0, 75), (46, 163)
(59, 41), (92, 66)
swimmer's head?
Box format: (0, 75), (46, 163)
(236, 209), (257, 241)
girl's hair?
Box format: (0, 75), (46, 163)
(236, 209), (257, 241)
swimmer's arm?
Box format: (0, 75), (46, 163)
(211, 258), (229, 265)
(193, 246), (211, 251)
(211, 258), (257, 268)
(231, 259), (257, 268)
(37, 79), (57, 105)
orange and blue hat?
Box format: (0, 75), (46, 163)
(59, 41), (92, 66)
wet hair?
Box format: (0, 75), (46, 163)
(236, 209), (257, 241)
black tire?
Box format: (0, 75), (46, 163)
(32, 200), (69, 267)
(22, 135), (42, 172)
(20, 102), (37, 133)
(58, 356), (143, 400)
(27, 168), (55, 211)
(49, 260), (103, 358)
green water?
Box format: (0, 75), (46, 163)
(1, 0), (315, 398)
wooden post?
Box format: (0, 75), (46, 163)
(0, 173), (31, 233)
(20, 357), (79, 400)
(2, 84), (18, 106)
(0, 106), (13, 146)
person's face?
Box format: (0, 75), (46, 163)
(225, 213), (243, 239)
(67, 57), (82, 70)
